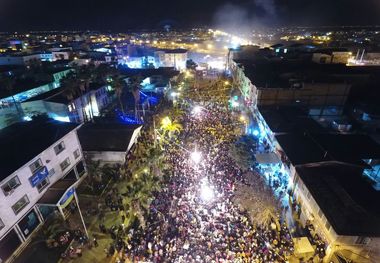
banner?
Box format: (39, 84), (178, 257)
(59, 187), (75, 209)
(29, 166), (48, 187)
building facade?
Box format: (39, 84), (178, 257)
(0, 120), (86, 263)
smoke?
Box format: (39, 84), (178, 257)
(212, 0), (279, 36)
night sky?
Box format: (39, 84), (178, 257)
(0, 0), (379, 31)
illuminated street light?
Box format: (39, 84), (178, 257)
(207, 44), (213, 49)
(190, 150), (202, 164)
(240, 115), (246, 122)
(231, 101), (239, 108)
(224, 81), (230, 85)
(192, 105), (202, 115)
(200, 182), (214, 202)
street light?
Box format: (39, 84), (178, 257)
(200, 182), (214, 202)
(192, 105), (202, 115)
(190, 150), (202, 164)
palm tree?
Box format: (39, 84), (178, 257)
(112, 77), (126, 116)
(61, 72), (89, 122)
(160, 116), (183, 138)
(0, 76), (23, 118)
(127, 75), (143, 120)
(83, 160), (102, 193)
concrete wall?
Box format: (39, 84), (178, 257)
(0, 129), (83, 239)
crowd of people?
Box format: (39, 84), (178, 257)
(105, 103), (296, 262)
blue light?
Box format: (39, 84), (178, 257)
(252, 129), (260, 137)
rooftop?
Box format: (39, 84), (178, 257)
(0, 78), (51, 100)
(259, 106), (325, 134)
(276, 133), (380, 167)
(0, 118), (79, 179)
(297, 163), (380, 236)
(77, 122), (142, 152)
(234, 58), (380, 89)
(25, 82), (106, 104)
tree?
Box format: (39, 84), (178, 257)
(112, 77), (126, 116)
(0, 76), (23, 118)
(84, 160), (102, 193)
(233, 174), (280, 227)
(160, 116), (183, 138)
(229, 135), (258, 171)
(127, 75), (143, 120)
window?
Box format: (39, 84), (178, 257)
(29, 159), (43, 174)
(73, 149), (80, 159)
(54, 141), (65, 155)
(0, 218), (4, 230)
(12, 195), (30, 215)
(318, 208), (323, 218)
(356, 237), (370, 245)
(48, 168), (55, 177)
(60, 157), (71, 171)
(325, 221), (331, 231)
(1, 176), (21, 196)
(36, 178), (49, 192)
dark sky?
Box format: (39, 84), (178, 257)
(0, 0), (379, 31)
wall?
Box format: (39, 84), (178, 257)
(0, 129), (83, 239)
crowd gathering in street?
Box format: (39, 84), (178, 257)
(100, 102), (297, 262)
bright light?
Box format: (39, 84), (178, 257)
(161, 116), (172, 127)
(23, 116), (32, 121)
(52, 115), (70, 122)
(231, 101), (239, 107)
(252, 129), (260, 137)
(190, 151), (202, 164)
(171, 92), (179, 97)
(240, 115), (246, 122)
(224, 81), (230, 85)
(207, 44), (213, 49)
(192, 106), (202, 115)
(200, 178), (215, 202)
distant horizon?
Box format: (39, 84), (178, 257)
(1, 0), (380, 32)
(1, 24), (380, 35)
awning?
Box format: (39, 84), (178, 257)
(293, 237), (315, 258)
(255, 152), (281, 164)
(37, 178), (77, 206)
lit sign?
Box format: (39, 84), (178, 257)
(29, 166), (48, 187)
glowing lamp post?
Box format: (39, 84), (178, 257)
(192, 105), (203, 116)
(200, 183), (214, 202)
(190, 150), (202, 164)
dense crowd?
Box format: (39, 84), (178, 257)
(105, 103), (295, 262)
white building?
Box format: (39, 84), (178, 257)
(77, 123), (142, 165)
(0, 119), (86, 262)
(21, 83), (113, 123)
(155, 49), (188, 71)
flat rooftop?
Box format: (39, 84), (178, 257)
(0, 118), (79, 179)
(25, 82), (105, 104)
(297, 163), (380, 237)
(77, 122), (142, 152)
(259, 106), (325, 134)
(276, 133), (380, 167)
(234, 59), (380, 89)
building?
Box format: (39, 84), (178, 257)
(155, 49), (188, 71)
(77, 123), (143, 164)
(231, 59), (351, 116)
(0, 53), (42, 66)
(21, 83), (113, 123)
(0, 68), (73, 129)
(312, 49), (352, 64)
(294, 163), (380, 263)
(0, 118), (86, 263)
